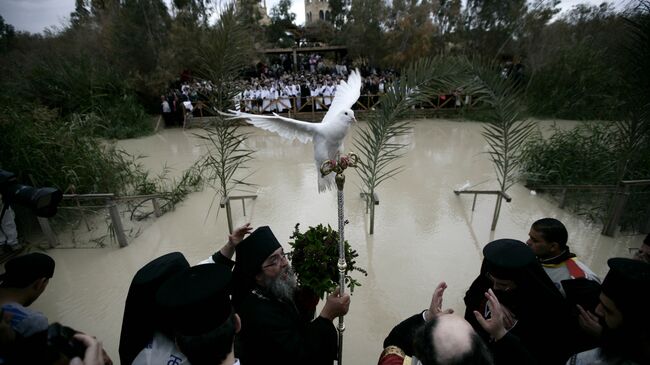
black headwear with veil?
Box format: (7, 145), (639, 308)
(231, 226), (282, 309)
(463, 239), (577, 365)
(118, 252), (190, 365)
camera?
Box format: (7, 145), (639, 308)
(47, 323), (87, 360)
(0, 169), (62, 218)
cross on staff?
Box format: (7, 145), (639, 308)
(320, 152), (358, 365)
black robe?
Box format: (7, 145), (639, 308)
(236, 287), (337, 365)
(464, 261), (579, 365)
(382, 313), (537, 365)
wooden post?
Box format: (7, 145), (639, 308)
(559, 188), (568, 209)
(220, 196), (234, 234)
(490, 194), (503, 231)
(107, 200), (128, 247)
(37, 217), (58, 248)
(152, 198), (162, 217)
(603, 184), (630, 237)
(369, 197), (375, 235)
(360, 192), (379, 235)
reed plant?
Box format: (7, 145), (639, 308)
(191, 6), (257, 224)
(195, 121), (255, 212)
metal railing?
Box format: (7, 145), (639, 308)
(453, 189), (512, 231)
(38, 193), (167, 248)
(527, 179), (650, 236)
(181, 93), (477, 124)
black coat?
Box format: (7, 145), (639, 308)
(236, 288), (337, 365)
(464, 261), (578, 365)
(383, 313), (537, 365)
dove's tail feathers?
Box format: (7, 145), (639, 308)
(318, 173), (336, 193)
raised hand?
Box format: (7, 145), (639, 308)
(577, 304), (602, 338)
(220, 223), (253, 259)
(425, 282), (454, 321)
(473, 289), (508, 341)
(229, 223), (253, 246)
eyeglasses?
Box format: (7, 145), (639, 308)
(262, 251), (288, 269)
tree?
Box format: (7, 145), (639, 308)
(0, 15), (16, 54)
(70, 0), (91, 28)
(342, 0), (386, 66)
(462, 0), (527, 56)
(329, 0), (350, 29)
(110, 0), (171, 78)
(383, 0), (438, 67)
(267, 0), (297, 47)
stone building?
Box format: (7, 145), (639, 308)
(304, 0), (331, 24)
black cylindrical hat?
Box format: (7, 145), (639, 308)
(156, 263), (233, 336)
(601, 258), (650, 316)
(233, 226), (282, 277)
(482, 239), (536, 280)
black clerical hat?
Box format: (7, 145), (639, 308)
(601, 258), (650, 315)
(233, 226), (281, 277)
(119, 252), (190, 365)
(156, 263), (232, 336)
(0, 252), (55, 288)
(483, 239), (536, 280)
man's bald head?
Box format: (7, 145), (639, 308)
(414, 314), (493, 365)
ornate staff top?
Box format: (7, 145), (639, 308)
(320, 152), (359, 191)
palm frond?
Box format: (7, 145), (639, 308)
(464, 58), (534, 192)
(353, 55), (469, 200)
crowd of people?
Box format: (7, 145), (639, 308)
(161, 67), (399, 126)
(1, 219), (648, 365)
(160, 59), (472, 128)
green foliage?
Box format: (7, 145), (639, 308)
(521, 123), (619, 186)
(354, 56), (467, 206)
(342, 0), (387, 66)
(288, 223), (367, 298)
(0, 15), (16, 54)
(195, 117), (255, 208)
(520, 122), (650, 230)
(0, 103), (144, 194)
(525, 42), (624, 120)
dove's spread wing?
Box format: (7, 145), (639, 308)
(322, 69), (362, 125)
(220, 110), (317, 144)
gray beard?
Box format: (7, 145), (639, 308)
(263, 267), (297, 302)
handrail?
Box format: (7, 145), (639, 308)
(41, 193), (172, 248)
(526, 180), (650, 237)
(453, 189), (512, 231)
(526, 184), (617, 190)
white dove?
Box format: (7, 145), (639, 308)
(220, 69), (362, 192)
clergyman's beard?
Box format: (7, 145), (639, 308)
(264, 267), (297, 302)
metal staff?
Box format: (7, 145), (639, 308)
(320, 152), (358, 365)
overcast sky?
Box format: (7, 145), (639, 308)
(0, 0), (631, 34)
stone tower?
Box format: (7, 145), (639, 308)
(304, 0), (331, 24)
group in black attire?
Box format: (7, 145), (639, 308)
(1, 225), (649, 365)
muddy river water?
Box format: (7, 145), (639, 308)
(32, 119), (643, 364)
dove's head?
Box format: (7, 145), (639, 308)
(341, 109), (357, 125)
